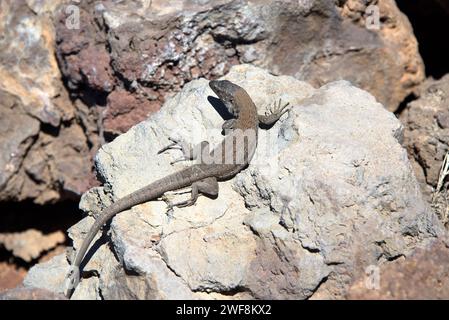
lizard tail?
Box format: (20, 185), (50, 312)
(63, 164), (213, 298)
(63, 183), (168, 298)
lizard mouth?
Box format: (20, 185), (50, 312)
(209, 80), (222, 95)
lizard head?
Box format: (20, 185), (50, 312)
(209, 80), (241, 115)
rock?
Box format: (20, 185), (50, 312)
(39, 244), (66, 264)
(23, 65), (444, 299)
(0, 0), (425, 204)
(103, 89), (160, 134)
(23, 253), (69, 294)
(400, 74), (449, 223)
(346, 239), (449, 299)
(0, 0), (70, 127)
(0, 286), (66, 300)
(0, 229), (65, 262)
(24, 124), (95, 202)
(0, 262), (26, 293)
(0, 0), (96, 204)
(55, 0), (423, 137)
(0, 106), (40, 197)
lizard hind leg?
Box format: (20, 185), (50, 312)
(158, 137), (210, 165)
(166, 177), (219, 209)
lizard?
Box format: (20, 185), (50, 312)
(63, 79), (290, 298)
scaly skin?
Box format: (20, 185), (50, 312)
(63, 80), (289, 297)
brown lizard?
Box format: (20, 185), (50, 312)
(63, 80), (290, 298)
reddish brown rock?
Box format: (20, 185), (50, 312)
(346, 240), (449, 299)
(0, 262), (26, 293)
(338, 0), (424, 108)
(54, 0), (424, 137)
(0, 1), (98, 204)
(103, 89), (160, 134)
(0, 286), (67, 300)
(56, 4), (115, 93)
(400, 74), (449, 219)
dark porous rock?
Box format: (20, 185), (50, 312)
(55, 0), (424, 135)
(400, 74), (449, 224)
(346, 239), (449, 299)
(0, 1), (97, 204)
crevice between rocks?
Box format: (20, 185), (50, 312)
(397, 0), (449, 79)
(307, 275), (329, 300)
(394, 92), (417, 117)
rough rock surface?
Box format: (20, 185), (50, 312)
(23, 65), (444, 299)
(346, 239), (449, 299)
(56, 0), (423, 137)
(0, 0), (425, 205)
(0, 286), (66, 300)
(0, 0), (97, 204)
(400, 74), (449, 224)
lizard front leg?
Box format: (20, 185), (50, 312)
(222, 118), (236, 134)
(158, 138), (210, 164)
(258, 99), (290, 126)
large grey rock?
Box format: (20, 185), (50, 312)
(23, 254), (68, 294)
(24, 65), (444, 299)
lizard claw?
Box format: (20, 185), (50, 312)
(273, 98), (290, 114)
(259, 98), (291, 126)
(158, 137), (183, 154)
(161, 194), (175, 219)
(161, 194), (174, 210)
(264, 99), (290, 115)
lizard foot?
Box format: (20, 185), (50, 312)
(161, 194), (175, 218)
(258, 98), (291, 126)
(158, 137), (194, 165)
(158, 138), (211, 165)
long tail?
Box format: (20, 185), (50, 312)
(63, 184), (166, 297)
(63, 164), (214, 298)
